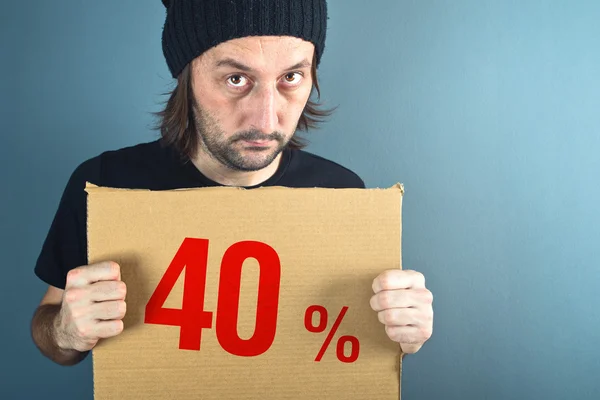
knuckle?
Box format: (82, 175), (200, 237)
(421, 289), (433, 303)
(383, 310), (396, 325)
(407, 269), (425, 286)
(108, 261), (120, 274)
(103, 281), (118, 296)
(420, 323), (433, 340)
(386, 326), (403, 342)
(101, 282), (115, 296)
(106, 302), (117, 316)
(384, 325), (395, 340)
(422, 327), (433, 340)
(417, 288), (433, 303)
(114, 320), (124, 334)
(119, 301), (127, 317)
(91, 283), (105, 297)
(107, 301), (124, 317)
(118, 281), (127, 296)
(425, 309), (434, 322)
(379, 292), (392, 309)
(424, 289), (434, 304)
(413, 270), (425, 281)
(380, 270), (397, 289)
(66, 268), (81, 283)
(75, 324), (88, 339)
(369, 294), (378, 310)
(374, 272), (389, 291)
(64, 288), (82, 304)
(70, 308), (84, 321)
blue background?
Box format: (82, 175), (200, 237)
(2, 1), (599, 399)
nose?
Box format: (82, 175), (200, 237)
(248, 85), (279, 133)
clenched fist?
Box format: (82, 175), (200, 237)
(54, 261), (127, 352)
(370, 269), (434, 354)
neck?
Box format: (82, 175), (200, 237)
(191, 147), (283, 187)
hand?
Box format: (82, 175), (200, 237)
(370, 269), (433, 354)
(54, 261), (127, 352)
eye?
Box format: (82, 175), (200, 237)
(283, 72), (303, 85)
(227, 75), (248, 88)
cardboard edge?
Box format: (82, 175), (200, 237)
(85, 184), (95, 395)
(399, 353), (403, 400)
(84, 181), (405, 194)
(84, 183), (110, 398)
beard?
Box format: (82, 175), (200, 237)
(192, 100), (292, 172)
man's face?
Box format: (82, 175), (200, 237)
(190, 36), (315, 172)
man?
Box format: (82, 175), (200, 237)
(31, 0), (433, 367)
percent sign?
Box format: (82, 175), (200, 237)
(304, 305), (360, 363)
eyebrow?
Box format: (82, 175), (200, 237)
(215, 58), (312, 72)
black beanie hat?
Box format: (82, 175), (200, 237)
(161, 0), (328, 79)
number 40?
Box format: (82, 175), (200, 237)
(144, 237), (282, 357)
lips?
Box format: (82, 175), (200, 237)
(242, 140), (271, 146)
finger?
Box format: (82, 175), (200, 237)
(377, 307), (421, 326)
(88, 281), (127, 302)
(65, 261), (121, 288)
(372, 269), (425, 293)
(385, 325), (432, 344)
(370, 288), (432, 311)
(91, 320), (124, 340)
(90, 300), (127, 321)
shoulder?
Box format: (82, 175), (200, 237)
(96, 139), (166, 165)
(95, 139), (167, 178)
(286, 148), (366, 189)
(64, 139), (168, 193)
(34, 140), (174, 289)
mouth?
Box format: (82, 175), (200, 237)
(240, 139), (273, 147)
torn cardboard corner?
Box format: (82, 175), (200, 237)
(86, 183), (404, 400)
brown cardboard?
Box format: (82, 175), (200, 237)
(86, 182), (404, 399)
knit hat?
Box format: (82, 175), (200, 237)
(161, 0), (328, 79)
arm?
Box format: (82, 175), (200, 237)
(31, 285), (89, 366)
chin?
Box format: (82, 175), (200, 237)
(232, 149), (281, 171)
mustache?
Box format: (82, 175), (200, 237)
(231, 130), (285, 142)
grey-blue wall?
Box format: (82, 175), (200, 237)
(2, 1), (598, 399)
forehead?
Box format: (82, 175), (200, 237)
(194, 36), (315, 71)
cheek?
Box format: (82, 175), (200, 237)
(195, 82), (231, 114)
(194, 84), (240, 129)
(282, 87), (313, 123)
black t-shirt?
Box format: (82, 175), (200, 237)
(34, 139), (365, 289)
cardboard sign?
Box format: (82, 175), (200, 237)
(86, 183), (404, 399)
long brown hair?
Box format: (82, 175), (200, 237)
(153, 53), (335, 160)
